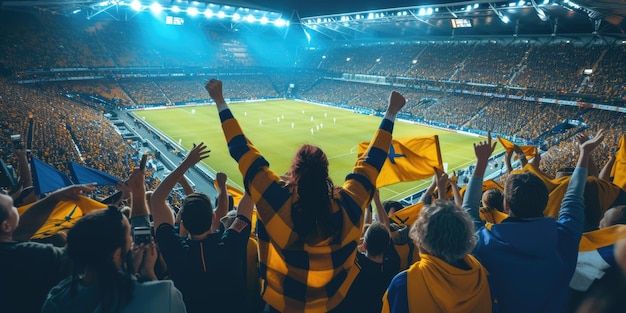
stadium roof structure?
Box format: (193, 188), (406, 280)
(1, 0), (625, 40)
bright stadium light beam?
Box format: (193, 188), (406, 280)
(171, 6), (181, 13)
(245, 14), (255, 23)
(217, 11), (225, 18)
(187, 7), (199, 16)
(232, 13), (241, 21)
(260, 16), (269, 24)
(274, 18), (286, 27)
(150, 2), (163, 14)
(204, 9), (213, 18)
(502, 15), (510, 23)
(130, 0), (142, 11)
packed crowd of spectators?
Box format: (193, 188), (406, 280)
(0, 79), (136, 183)
(2, 78), (625, 313)
(580, 45), (626, 99)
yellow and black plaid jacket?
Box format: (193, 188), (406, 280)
(220, 109), (394, 312)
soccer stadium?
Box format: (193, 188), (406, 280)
(1, 0), (626, 312)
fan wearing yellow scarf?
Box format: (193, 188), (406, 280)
(381, 200), (494, 313)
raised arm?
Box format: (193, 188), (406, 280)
(372, 189), (390, 230)
(463, 132), (497, 231)
(575, 133), (599, 177)
(151, 143), (210, 228)
(450, 174), (463, 208)
(229, 192), (253, 234)
(178, 175), (195, 196)
(419, 176), (437, 205)
(513, 144), (528, 168)
(13, 145), (32, 191)
(599, 153), (616, 182)
(128, 168), (149, 219)
(341, 91), (406, 209)
(504, 148), (514, 174)
(434, 167), (448, 201)
(212, 172), (228, 233)
(559, 130), (604, 234)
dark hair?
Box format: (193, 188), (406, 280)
(482, 188), (504, 212)
(505, 172), (549, 218)
(412, 200), (476, 264)
(289, 144), (335, 244)
(363, 222), (390, 257)
(382, 200), (403, 215)
(66, 206), (134, 312)
(180, 193), (213, 235)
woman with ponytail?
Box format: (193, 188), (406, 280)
(206, 79), (406, 313)
(42, 207), (186, 313)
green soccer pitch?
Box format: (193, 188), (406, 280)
(133, 100), (503, 201)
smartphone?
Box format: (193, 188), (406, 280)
(139, 153), (148, 171)
(133, 226), (152, 245)
(11, 134), (23, 150)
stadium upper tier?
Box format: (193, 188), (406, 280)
(1, 11), (625, 100)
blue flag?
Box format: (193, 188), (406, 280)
(30, 157), (73, 195)
(68, 162), (121, 186)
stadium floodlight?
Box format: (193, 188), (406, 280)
(509, 2), (516, 7)
(217, 11), (225, 18)
(426, 8), (433, 15)
(367, 13), (374, 19)
(518, 1), (525, 6)
(474, 3), (479, 9)
(531, 0), (549, 21)
(204, 9), (213, 18)
(150, 2), (163, 14)
(245, 14), (255, 23)
(543, 0), (549, 4)
(232, 13), (241, 21)
(130, 0), (142, 11)
(466, 5), (472, 11)
(260, 16), (268, 24)
(418, 8), (426, 16)
(273, 18), (286, 27)
(171, 5), (181, 13)
(502, 15), (510, 23)
(187, 7), (199, 16)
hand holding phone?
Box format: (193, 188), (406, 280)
(133, 226), (152, 245)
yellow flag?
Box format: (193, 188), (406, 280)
(497, 136), (536, 160)
(388, 202), (424, 227)
(358, 136), (443, 188)
(611, 134), (626, 190)
(459, 179), (503, 199)
(18, 196), (107, 240)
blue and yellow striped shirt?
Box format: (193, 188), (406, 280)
(220, 109), (394, 312)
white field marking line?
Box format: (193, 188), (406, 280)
(328, 146), (359, 160)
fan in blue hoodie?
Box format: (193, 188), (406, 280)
(462, 130), (604, 313)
